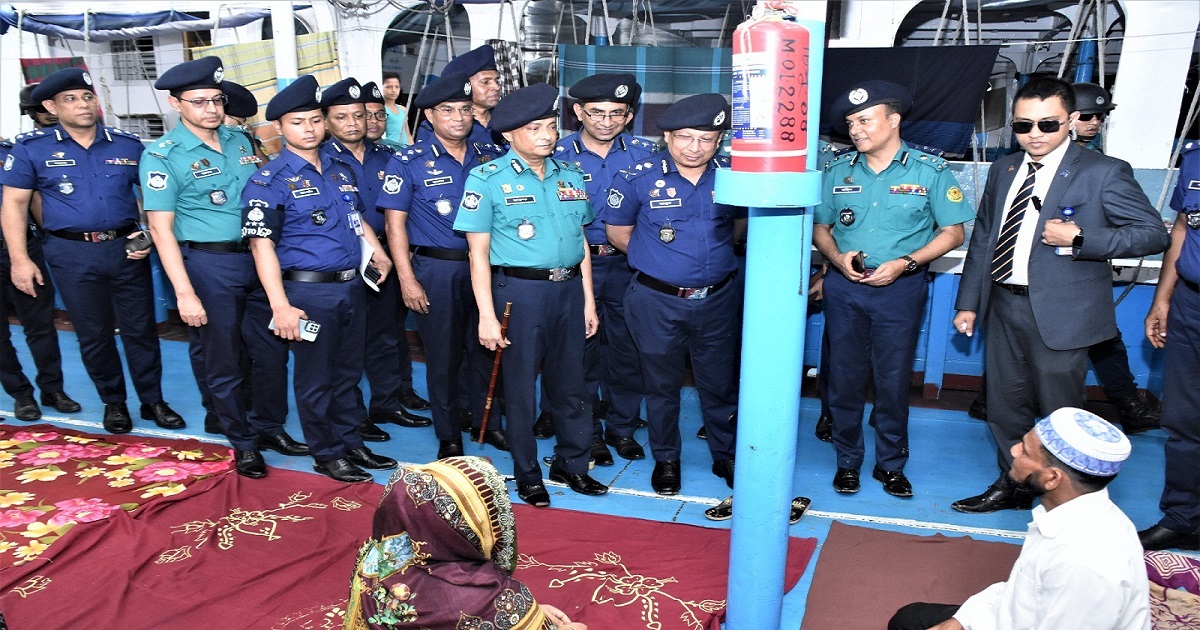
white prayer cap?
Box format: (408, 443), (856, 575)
(1034, 407), (1131, 477)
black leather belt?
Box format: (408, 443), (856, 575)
(283, 269), (357, 283)
(637, 272), (734, 300)
(182, 240), (249, 253)
(1181, 278), (1200, 293)
(589, 244), (622, 257)
(994, 282), (1030, 296)
(494, 265), (580, 282)
(48, 224), (137, 243)
(411, 245), (470, 261)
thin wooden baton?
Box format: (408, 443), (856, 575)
(476, 302), (512, 443)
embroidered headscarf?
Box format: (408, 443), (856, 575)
(346, 456), (553, 630)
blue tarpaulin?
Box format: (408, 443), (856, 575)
(0, 7), (290, 41)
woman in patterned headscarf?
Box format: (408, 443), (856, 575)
(346, 456), (586, 629)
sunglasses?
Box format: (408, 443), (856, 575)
(1010, 119), (1065, 134)
(1077, 112), (1106, 122)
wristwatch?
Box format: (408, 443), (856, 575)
(900, 255), (918, 273)
(1072, 228), (1085, 249)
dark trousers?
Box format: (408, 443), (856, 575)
(985, 285), (1088, 470)
(888, 603), (960, 630)
(624, 274), (738, 463)
(182, 248), (289, 450)
(285, 279), (367, 463)
(0, 239), (64, 399)
(1088, 331), (1138, 400)
(823, 271), (927, 472)
(491, 272), (591, 484)
(586, 253), (644, 435)
(411, 255), (487, 441)
(1158, 280), (1200, 533)
(41, 235), (162, 404)
(362, 270), (413, 414)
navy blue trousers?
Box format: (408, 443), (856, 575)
(823, 271), (927, 472)
(491, 272), (591, 484)
(362, 269), (414, 414)
(285, 279), (367, 463)
(0, 237), (64, 399)
(411, 255), (487, 441)
(41, 235), (162, 404)
(182, 248), (289, 450)
(624, 275), (738, 463)
(586, 253), (643, 435)
(1158, 279), (1200, 533)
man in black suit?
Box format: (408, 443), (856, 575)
(951, 77), (1169, 514)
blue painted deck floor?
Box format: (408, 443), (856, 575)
(2, 328), (1189, 628)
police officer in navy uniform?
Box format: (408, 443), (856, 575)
(1, 67), (184, 433)
(0, 84), (80, 422)
(362, 82), (406, 153)
(815, 81), (974, 498)
(379, 73), (507, 460)
(242, 75), (397, 483)
(454, 82), (607, 506)
(545, 73), (656, 465)
(603, 93), (745, 496)
(142, 56), (305, 478)
(319, 77), (432, 443)
(416, 45), (504, 148)
(1140, 140), (1200, 551)
(221, 80), (271, 165)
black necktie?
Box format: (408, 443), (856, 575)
(991, 161), (1044, 283)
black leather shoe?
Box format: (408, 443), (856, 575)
(370, 410), (432, 428)
(604, 431), (645, 460)
(346, 447), (398, 470)
(518, 482), (551, 507)
(712, 459), (735, 489)
(478, 428), (509, 452)
(815, 412), (832, 442)
(952, 483), (1034, 514)
(968, 392), (987, 420)
(233, 449), (268, 478)
(257, 432), (311, 457)
(651, 460), (682, 495)
(1113, 392), (1160, 435)
(1138, 524), (1200, 551)
(872, 467), (913, 498)
(438, 439), (464, 459)
(103, 403), (133, 434)
(696, 425), (707, 440)
(533, 411), (555, 439)
(40, 391), (81, 413)
(398, 387), (431, 411)
(590, 436), (614, 466)
(203, 412), (224, 435)
(357, 421), (391, 442)
(141, 401), (185, 429)
(14, 395), (41, 421)
(456, 409), (473, 433)
(833, 467), (860, 493)
(314, 458), (372, 483)
(549, 461), (608, 496)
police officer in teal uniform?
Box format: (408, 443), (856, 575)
(454, 82), (607, 507)
(546, 73), (656, 465)
(603, 93), (745, 496)
(1072, 82), (1116, 154)
(379, 73), (506, 460)
(242, 75), (397, 483)
(814, 80), (973, 498)
(142, 56), (305, 478)
(319, 77), (432, 442)
(1140, 140), (1200, 551)
(0, 85), (80, 422)
(1, 67), (184, 434)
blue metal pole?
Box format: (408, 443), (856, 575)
(717, 13), (826, 629)
(1074, 39), (1097, 84)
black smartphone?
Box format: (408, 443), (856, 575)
(851, 251), (866, 273)
(124, 230), (153, 254)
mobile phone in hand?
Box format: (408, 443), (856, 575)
(124, 231), (153, 254)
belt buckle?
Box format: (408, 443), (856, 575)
(93, 230), (115, 243)
(549, 267), (571, 282)
(683, 286), (709, 300)
(598, 244), (617, 257)
(338, 269), (355, 281)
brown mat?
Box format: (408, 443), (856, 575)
(801, 521), (1021, 630)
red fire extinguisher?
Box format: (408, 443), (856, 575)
(731, 2), (810, 173)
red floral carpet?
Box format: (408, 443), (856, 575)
(0, 464), (816, 629)
(0, 423), (232, 570)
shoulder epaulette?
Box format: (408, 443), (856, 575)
(375, 142), (397, 155)
(824, 151), (855, 171)
(0, 139), (12, 150)
(472, 160), (504, 178)
(146, 151), (166, 159)
(555, 159), (583, 173)
(106, 126), (143, 140)
(629, 136), (657, 151)
(833, 146), (856, 158)
(714, 155), (731, 168)
(14, 130), (46, 144)
(908, 149), (949, 171)
(908, 143), (946, 158)
(1182, 140), (1200, 155)
(249, 167), (280, 187)
(554, 145), (566, 153)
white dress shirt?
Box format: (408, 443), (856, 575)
(1000, 139), (1071, 286)
(953, 488), (1150, 630)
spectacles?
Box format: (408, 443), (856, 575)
(179, 95), (228, 108)
(1010, 119), (1064, 134)
(1077, 112), (1105, 122)
(583, 109), (630, 122)
(365, 112), (388, 121)
(669, 133), (719, 147)
(433, 105), (474, 116)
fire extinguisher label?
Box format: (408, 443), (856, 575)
(732, 52), (771, 141)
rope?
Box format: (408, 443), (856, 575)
(1096, 0), (1107, 88)
(405, 10), (435, 117)
(933, 0), (952, 46)
(1056, 0), (1093, 78)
